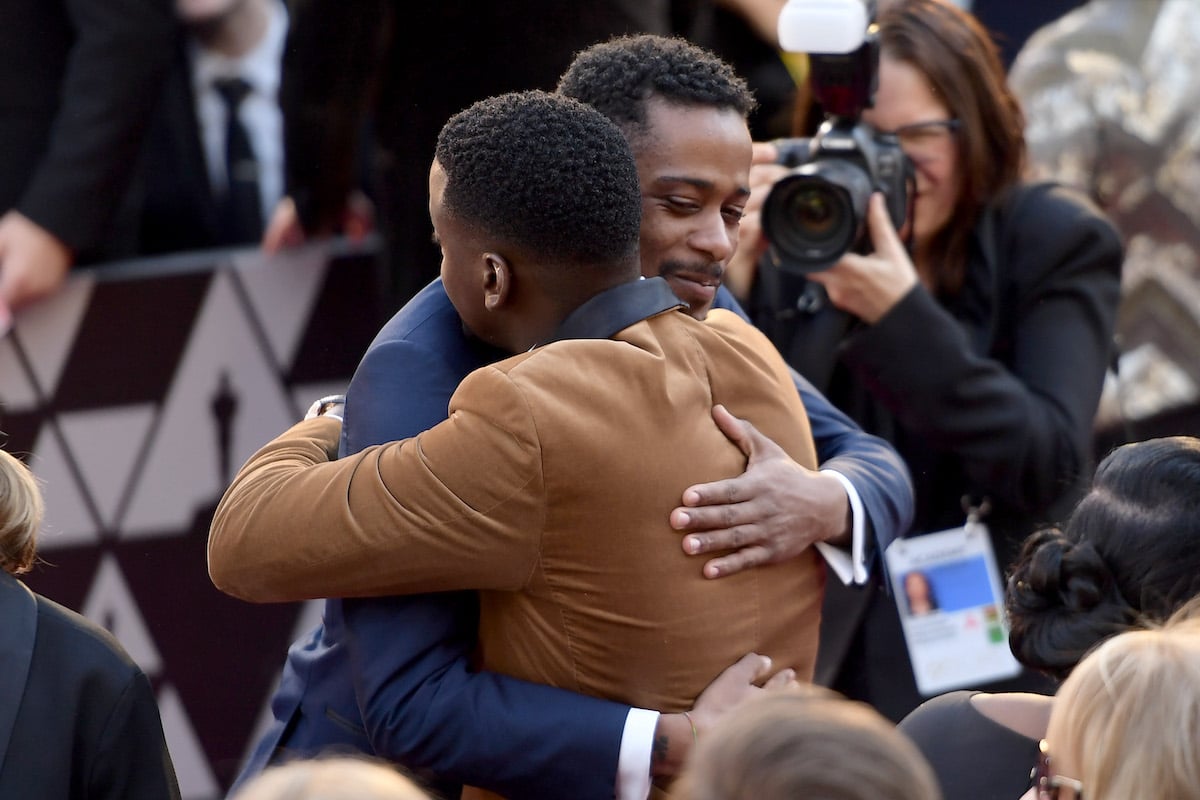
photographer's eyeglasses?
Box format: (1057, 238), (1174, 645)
(872, 118), (960, 162)
(1030, 739), (1084, 800)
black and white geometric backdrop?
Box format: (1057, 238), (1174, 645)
(0, 242), (388, 798)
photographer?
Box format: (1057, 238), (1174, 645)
(729, 0), (1122, 721)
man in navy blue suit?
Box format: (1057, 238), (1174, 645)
(231, 35), (912, 800)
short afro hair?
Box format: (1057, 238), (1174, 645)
(434, 90), (641, 269)
(557, 34), (755, 141)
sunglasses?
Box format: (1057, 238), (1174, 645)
(1030, 739), (1084, 800)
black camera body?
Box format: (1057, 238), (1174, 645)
(762, 4), (912, 275)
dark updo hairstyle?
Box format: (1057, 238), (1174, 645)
(1006, 436), (1200, 680)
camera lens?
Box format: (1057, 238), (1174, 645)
(786, 185), (842, 241)
(761, 158), (874, 275)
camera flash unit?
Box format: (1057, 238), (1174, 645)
(778, 0), (871, 54)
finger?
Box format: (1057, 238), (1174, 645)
(680, 407), (783, 508)
(343, 215), (370, 241)
(711, 404), (779, 461)
(806, 252), (865, 296)
(731, 213), (762, 260)
(748, 163), (790, 196)
(344, 194), (377, 240)
(0, 256), (54, 309)
(730, 651), (774, 683)
(672, 501), (750, 534)
(680, 472), (746, 508)
(261, 217), (287, 254)
(762, 667), (798, 690)
(0, 255), (10, 303)
(711, 404), (752, 453)
(751, 141), (779, 165)
(867, 192), (905, 257)
(724, 219), (765, 301)
(803, 250), (856, 284)
(679, 521), (760, 553)
(805, 267), (828, 288)
(702, 545), (773, 579)
(677, 408), (755, 507)
(742, 184), (768, 216)
(262, 198), (301, 253)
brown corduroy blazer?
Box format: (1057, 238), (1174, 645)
(210, 307), (824, 715)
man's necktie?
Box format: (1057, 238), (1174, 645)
(214, 77), (264, 245)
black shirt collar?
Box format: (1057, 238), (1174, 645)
(541, 277), (685, 346)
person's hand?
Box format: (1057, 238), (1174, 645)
(806, 192), (918, 323)
(262, 196), (306, 253)
(688, 652), (798, 733)
(263, 192), (375, 254)
(670, 404), (850, 578)
(651, 652), (798, 778)
(0, 210), (72, 310)
(725, 141), (789, 303)
(341, 189), (376, 242)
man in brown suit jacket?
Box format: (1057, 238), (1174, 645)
(209, 90), (823, 770)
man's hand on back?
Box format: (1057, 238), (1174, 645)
(669, 404), (851, 578)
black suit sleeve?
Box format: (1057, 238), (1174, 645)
(282, 0), (389, 233)
(89, 670), (181, 800)
(17, 0), (176, 253)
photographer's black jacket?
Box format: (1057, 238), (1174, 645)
(750, 181), (1123, 720)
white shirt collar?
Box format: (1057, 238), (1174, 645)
(190, 0), (287, 99)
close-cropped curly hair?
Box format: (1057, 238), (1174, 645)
(556, 34), (755, 146)
(1006, 436), (1200, 680)
(0, 449), (44, 576)
(434, 90), (641, 271)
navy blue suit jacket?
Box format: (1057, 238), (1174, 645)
(232, 279), (911, 798)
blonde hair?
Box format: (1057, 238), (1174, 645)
(1048, 613), (1200, 800)
(0, 449), (43, 575)
(677, 687), (941, 800)
(230, 757), (430, 800)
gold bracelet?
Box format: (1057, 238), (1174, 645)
(682, 710), (698, 744)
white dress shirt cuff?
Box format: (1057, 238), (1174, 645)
(814, 469), (869, 585)
(616, 707), (658, 800)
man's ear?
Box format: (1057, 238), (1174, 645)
(483, 252), (512, 310)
